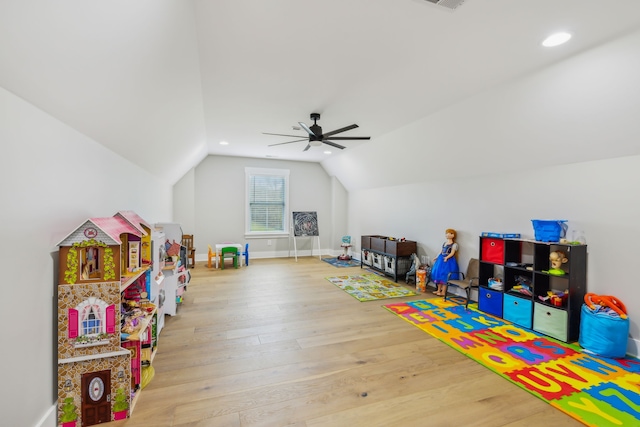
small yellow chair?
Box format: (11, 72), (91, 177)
(220, 246), (239, 269)
(207, 245), (215, 268)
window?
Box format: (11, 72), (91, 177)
(82, 308), (101, 335)
(245, 167), (290, 236)
(79, 247), (101, 280)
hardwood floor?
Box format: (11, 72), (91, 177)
(122, 257), (583, 427)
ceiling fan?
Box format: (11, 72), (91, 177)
(264, 113), (370, 151)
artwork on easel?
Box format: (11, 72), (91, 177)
(292, 211), (319, 236)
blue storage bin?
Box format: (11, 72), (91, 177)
(579, 304), (629, 358)
(478, 287), (503, 318)
(531, 219), (568, 242)
(503, 294), (533, 329)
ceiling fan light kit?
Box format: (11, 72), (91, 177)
(264, 113), (371, 152)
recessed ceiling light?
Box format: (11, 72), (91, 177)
(542, 32), (572, 47)
(324, 151), (332, 155)
(219, 141), (229, 145)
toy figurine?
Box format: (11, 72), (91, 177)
(548, 250), (568, 275)
(431, 229), (459, 296)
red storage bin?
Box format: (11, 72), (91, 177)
(481, 238), (504, 263)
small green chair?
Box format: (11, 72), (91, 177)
(220, 246), (239, 269)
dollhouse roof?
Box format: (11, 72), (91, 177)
(57, 216), (143, 247)
(114, 211), (151, 236)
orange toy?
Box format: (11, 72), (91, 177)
(584, 293), (628, 319)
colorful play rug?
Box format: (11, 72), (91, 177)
(322, 257), (361, 268)
(383, 298), (640, 427)
(326, 274), (417, 301)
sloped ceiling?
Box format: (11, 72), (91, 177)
(2, 0), (640, 185)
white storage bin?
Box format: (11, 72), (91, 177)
(372, 252), (383, 269)
(361, 250), (372, 266)
(384, 255), (395, 274)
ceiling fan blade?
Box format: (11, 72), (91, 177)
(325, 136), (370, 140)
(322, 140), (346, 150)
(268, 139), (308, 147)
(298, 122), (316, 137)
(263, 132), (306, 138)
(303, 143), (311, 152)
(322, 124), (359, 138)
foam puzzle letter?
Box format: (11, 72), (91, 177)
(569, 397), (624, 425)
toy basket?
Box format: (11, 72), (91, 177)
(579, 293), (629, 358)
(531, 219), (568, 242)
(579, 304), (629, 358)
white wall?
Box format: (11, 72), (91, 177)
(187, 155), (340, 260)
(348, 155), (640, 356)
(330, 176), (349, 250)
(0, 87), (173, 427)
(323, 28), (640, 192)
(318, 27), (640, 357)
(174, 167), (196, 234)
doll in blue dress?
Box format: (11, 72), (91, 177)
(431, 228), (459, 296)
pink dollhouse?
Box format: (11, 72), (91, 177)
(56, 212), (157, 426)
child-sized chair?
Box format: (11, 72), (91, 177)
(207, 245), (215, 268)
(239, 243), (249, 266)
(444, 258), (479, 308)
(220, 246), (239, 269)
(182, 234), (196, 268)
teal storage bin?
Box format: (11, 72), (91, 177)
(503, 294), (533, 329)
(531, 219), (568, 242)
(579, 304), (629, 358)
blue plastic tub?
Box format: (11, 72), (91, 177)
(531, 219), (568, 242)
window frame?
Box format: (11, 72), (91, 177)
(245, 167), (290, 238)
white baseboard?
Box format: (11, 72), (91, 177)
(196, 249), (338, 262)
(35, 404), (55, 427)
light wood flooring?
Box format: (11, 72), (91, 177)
(122, 257), (583, 427)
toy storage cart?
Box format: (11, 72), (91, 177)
(360, 235), (417, 282)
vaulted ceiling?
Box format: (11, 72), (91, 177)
(2, 0), (640, 184)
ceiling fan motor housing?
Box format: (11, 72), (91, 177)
(310, 124), (322, 139)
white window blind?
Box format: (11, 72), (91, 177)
(245, 168), (290, 235)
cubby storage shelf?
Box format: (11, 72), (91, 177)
(360, 235), (416, 282)
(477, 236), (587, 342)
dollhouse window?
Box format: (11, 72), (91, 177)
(80, 247), (102, 280)
(69, 297), (115, 346)
(82, 307), (101, 335)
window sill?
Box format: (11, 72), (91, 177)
(245, 233), (290, 239)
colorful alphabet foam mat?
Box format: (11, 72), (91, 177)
(383, 298), (640, 427)
(325, 274), (417, 301)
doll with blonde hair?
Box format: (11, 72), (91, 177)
(431, 228), (460, 296)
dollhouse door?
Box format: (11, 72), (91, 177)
(81, 370), (111, 426)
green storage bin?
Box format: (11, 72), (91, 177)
(533, 302), (568, 342)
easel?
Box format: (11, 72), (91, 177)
(290, 224), (321, 261)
